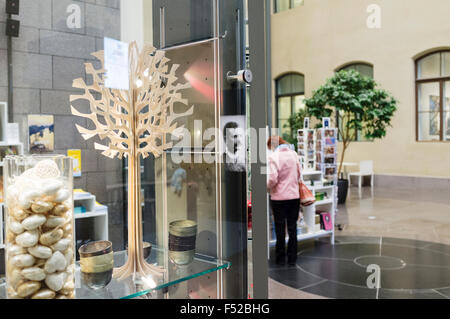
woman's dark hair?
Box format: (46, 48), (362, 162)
(267, 136), (288, 150)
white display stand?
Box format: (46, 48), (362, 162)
(268, 127), (338, 247)
(74, 193), (109, 246)
(297, 129), (316, 172)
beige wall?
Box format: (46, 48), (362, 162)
(271, 0), (450, 178)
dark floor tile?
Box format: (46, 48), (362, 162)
(381, 244), (450, 267)
(379, 265), (450, 290)
(269, 267), (324, 290)
(299, 242), (380, 261)
(382, 237), (430, 249)
(334, 235), (381, 245)
(298, 258), (369, 288)
(426, 243), (450, 255)
(302, 280), (377, 299)
(378, 289), (447, 299)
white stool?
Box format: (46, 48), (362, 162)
(348, 160), (374, 191)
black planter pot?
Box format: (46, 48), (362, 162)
(337, 179), (349, 204)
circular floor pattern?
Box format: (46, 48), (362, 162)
(269, 236), (450, 299)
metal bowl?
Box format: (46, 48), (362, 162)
(169, 220), (197, 266)
(79, 241), (113, 290)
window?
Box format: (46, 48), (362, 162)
(336, 63), (374, 142)
(274, 0), (304, 13)
(416, 51), (450, 141)
(275, 73), (305, 137)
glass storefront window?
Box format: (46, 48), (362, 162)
(418, 82), (441, 141)
(417, 52), (441, 79)
(416, 52), (450, 141)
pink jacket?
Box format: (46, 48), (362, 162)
(267, 147), (301, 201)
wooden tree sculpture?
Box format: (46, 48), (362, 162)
(70, 42), (194, 281)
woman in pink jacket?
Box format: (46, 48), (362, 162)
(267, 136), (302, 266)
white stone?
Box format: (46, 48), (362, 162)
(16, 230), (39, 248)
(9, 218), (25, 235)
(8, 244), (27, 257)
(54, 189), (70, 202)
(45, 272), (67, 292)
(9, 268), (24, 289)
(22, 215), (47, 231)
(31, 289), (56, 299)
(64, 248), (74, 265)
(44, 251), (67, 273)
(51, 238), (72, 252)
(45, 216), (66, 228)
(42, 180), (63, 195)
(10, 254), (36, 268)
(18, 190), (42, 209)
(40, 228), (64, 246)
(22, 267), (46, 281)
(28, 245), (53, 259)
(17, 281), (41, 298)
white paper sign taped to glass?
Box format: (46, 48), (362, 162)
(104, 37), (129, 90)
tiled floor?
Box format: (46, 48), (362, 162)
(336, 186), (450, 245)
(269, 185), (450, 299)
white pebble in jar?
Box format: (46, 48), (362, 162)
(5, 157), (75, 299)
(15, 230), (39, 248)
(45, 251), (67, 273)
(28, 245), (53, 259)
(22, 215), (47, 231)
(54, 189), (70, 203)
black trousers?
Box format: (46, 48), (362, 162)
(270, 199), (300, 263)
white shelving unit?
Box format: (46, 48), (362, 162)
(74, 194), (109, 245)
(269, 165), (337, 247)
(297, 129), (316, 172)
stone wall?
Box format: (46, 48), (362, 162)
(0, 0), (125, 251)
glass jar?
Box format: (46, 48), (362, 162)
(4, 156), (75, 299)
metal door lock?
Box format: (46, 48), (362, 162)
(227, 69), (253, 84)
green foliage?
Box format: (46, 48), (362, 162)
(304, 70), (398, 176)
(282, 108), (309, 146)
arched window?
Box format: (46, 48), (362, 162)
(416, 51), (450, 141)
(275, 73), (305, 137)
(338, 63), (374, 79)
(274, 0), (304, 13)
(336, 63), (374, 142)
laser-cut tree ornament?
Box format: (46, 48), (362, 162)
(70, 42), (194, 281)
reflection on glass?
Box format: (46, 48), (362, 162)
(278, 96), (292, 120)
(156, 155), (217, 258)
(418, 82), (440, 141)
(277, 74), (304, 95)
(164, 42), (216, 149)
(293, 95), (306, 113)
(275, 0), (290, 12)
(445, 81), (450, 140)
(419, 112), (441, 141)
(445, 112), (450, 141)
(442, 52), (450, 77)
(340, 63), (374, 79)
(417, 53), (441, 79)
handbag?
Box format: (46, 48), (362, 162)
(299, 182), (315, 206)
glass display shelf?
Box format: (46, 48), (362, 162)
(0, 247), (231, 300)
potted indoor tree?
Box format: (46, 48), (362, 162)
(304, 69), (397, 204)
